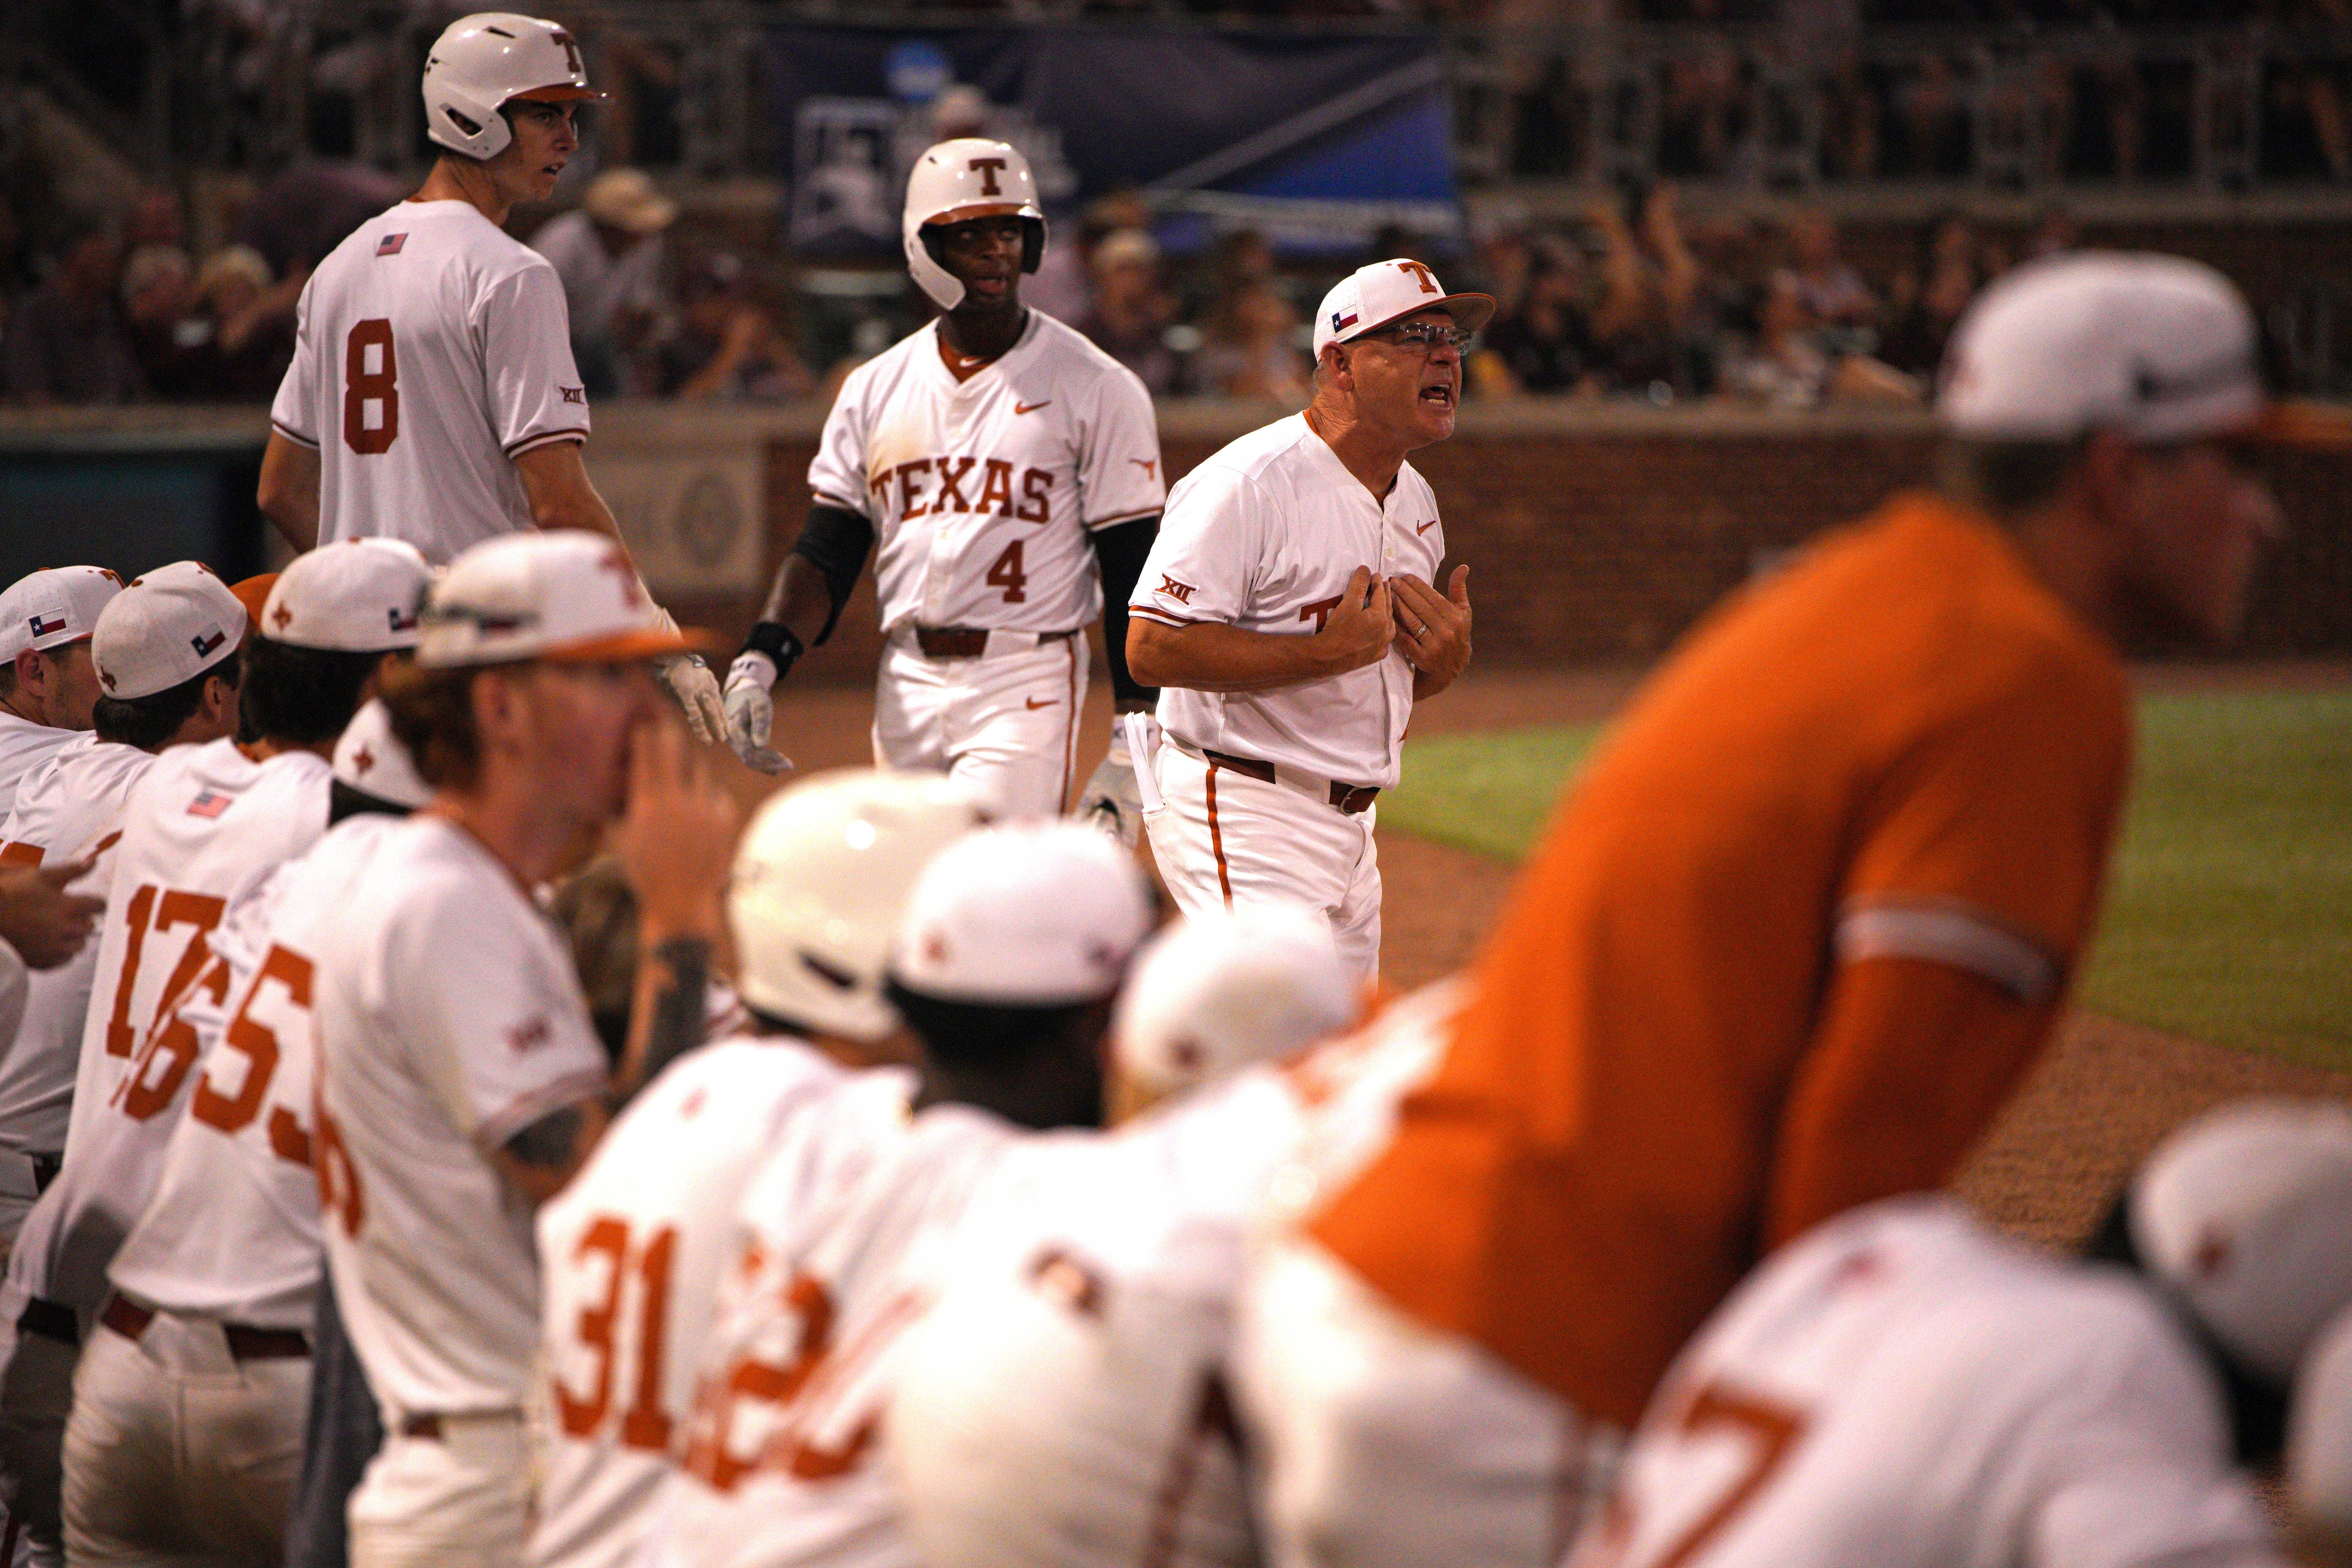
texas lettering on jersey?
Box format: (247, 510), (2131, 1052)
(868, 457), (1056, 525)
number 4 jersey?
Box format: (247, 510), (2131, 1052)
(270, 198), (591, 563)
(529, 1036), (849, 1568)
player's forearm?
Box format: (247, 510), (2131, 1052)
(1127, 619), (1354, 694)
(257, 433), (321, 551)
(612, 926), (715, 1107)
(514, 439), (626, 547)
(1764, 957), (2059, 1249)
(755, 555), (838, 657)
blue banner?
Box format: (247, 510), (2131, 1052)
(763, 25), (1459, 257)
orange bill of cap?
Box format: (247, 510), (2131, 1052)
(2240, 400), (2352, 450)
(510, 83), (608, 103)
(537, 623), (725, 665)
(229, 573), (277, 642)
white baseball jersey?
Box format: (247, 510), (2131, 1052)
(0, 712), (75, 822)
(1, 739), (331, 1327)
(0, 736), (158, 1158)
(649, 1079), (1070, 1568)
(106, 812), (405, 1332)
(808, 310), (1163, 636)
(270, 199), (591, 563)
(1571, 1196), (2283, 1568)
(2291, 1304), (2352, 1536)
(530, 1035), (845, 1568)
(1131, 413), (1442, 789)
(314, 814), (608, 1419)
(888, 982), (1460, 1568)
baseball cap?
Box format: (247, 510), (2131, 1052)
(1312, 257), (1496, 359)
(583, 168), (677, 236)
(415, 532), (716, 669)
(262, 539), (433, 652)
(888, 822), (1153, 1006)
(1112, 906), (1357, 1099)
(333, 697), (432, 808)
(91, 561), (247, 701)
(0, 567), (123, 661)
(1939, 251), (2352, 449)
(2131, 1098), (2352, 1385)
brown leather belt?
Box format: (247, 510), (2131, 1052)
(100, 1294), (309, 1360)
(914, 626), (1078, 659)
(1202, 749), (1380, 816)
(401, 1413), (445, 1441)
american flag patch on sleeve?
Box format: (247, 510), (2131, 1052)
(377, 233), (407, 257)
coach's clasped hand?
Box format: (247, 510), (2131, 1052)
(1391, 564), (1472, 689)
(1314, 566), (1396, 677)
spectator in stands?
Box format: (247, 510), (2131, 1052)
(1891, 53), (1972, 179)
(1465, 204), (1535, 323)
(530, 168), (678, 399)
(121, 245), (205, 400)
(1182, 271), (1308, 404)
(1724, 271), (1921, 407)
(1779, 208), (1879, 331)
(1077, 229), (1180, 395)
(1473, 236), (1603, 397)
(656, 252), (811, 402)
(181, 245), (304, 401)
(124, 187), (187, 256)
(1029, 189), (1153, 327)
(237, 161), (406, 280)
(1, 217), (142, 407)
(1880, 208), (1998, 377)
(1586, 185), (1704, 398)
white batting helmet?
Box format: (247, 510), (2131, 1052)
(2132, 1098), (2352, 1386)
(421, 13), (601, 162)
(903, 138), (1046, 313)
(728, 769), (986, 1042)
(1112, 906), (1357, 1100)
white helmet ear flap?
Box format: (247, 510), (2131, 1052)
(428, 82), (512, 159)
(906, 224), (965, 313)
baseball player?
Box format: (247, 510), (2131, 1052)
(1237, 254), (2350, 1568)
(1126, 258), (1487, 981)
(1569, 1099), (2352, 1568)
(58, 706), (431, 1566)
(644, 822), (1154, 1568)
(0, 568), (121, 816)
(886, 907), (1402, 1568)
(312, 530), (733, 1567)
(0, 545), (426, 1567)
(0, 574), (245, 1247)
(720, 138), (1165, 825)
(529, 769), (982, 1568)
(256, 11), (724, 741)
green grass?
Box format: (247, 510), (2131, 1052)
(1384, 691), (2352, 1071)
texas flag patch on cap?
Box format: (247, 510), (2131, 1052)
(1331, 310), (1358, 334)
(28, 614), (66, 638)
(377, 233), (407, 257)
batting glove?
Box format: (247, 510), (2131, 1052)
(1076, 715), (1156, 849)
(723, 652), (793, 775)
(658, 654), (728, 748)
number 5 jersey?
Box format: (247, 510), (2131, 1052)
(270, 198), (591, 563)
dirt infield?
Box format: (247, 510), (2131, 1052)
(739, 661), (2351, 1251)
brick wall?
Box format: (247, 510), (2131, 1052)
(746, 405), (2352, 681)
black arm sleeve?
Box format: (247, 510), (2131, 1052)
(788, 504), (877, 647)
(1089, 514), (1161, 708)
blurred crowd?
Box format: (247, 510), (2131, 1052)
(0, 161), (2090, 415)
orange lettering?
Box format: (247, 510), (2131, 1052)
(1015, 467), (1052, 523)
(977, 458), (1015, 516)
(1395, 260), (1439, 295)
(895, 459), (933, 518)
(932, 456), (977, 513)
(968, 156), (1006, 196)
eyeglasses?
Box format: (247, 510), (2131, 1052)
(1363, 323), (1475, 355)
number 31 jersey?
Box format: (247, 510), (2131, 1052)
(808, 311), (1163, 636)
(270, 198), (591, 563)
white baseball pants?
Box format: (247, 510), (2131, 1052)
(871, 631), (1087, 820)
(61, 1308), (307, 1566)
(1143, 744), (1381, 982)
(1234, 1239), (1604, 1568)
(347, 1414), (530, 1568)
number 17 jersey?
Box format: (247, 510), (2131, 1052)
(270, 198), (591, 563)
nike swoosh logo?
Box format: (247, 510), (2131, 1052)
(1014, 400), (1052, 415)
(1415, 519), (1439, 536)
(1025, 697), (1057, 710)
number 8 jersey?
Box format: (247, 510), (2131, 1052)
(270, 199), (591, 563)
